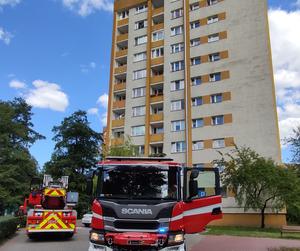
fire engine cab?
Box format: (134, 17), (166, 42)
(88, 157), (222, 251)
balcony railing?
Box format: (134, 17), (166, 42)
(116, 33), (128, 42)
(114, 65), (127, 75)
(150, 134), (164, 143)
(112, 118), (125, 128)
(150, 113), (163, 122)
(111, 137), (124, 146)
(113, 100), (126, 109)
(115, 49), (128, 58)
(117, 18), (128, 27)
(150, 94), (164, 103)
(152, 6), (164, 16)
(151, 75), (164, 84)
(114, 83), (126, 92)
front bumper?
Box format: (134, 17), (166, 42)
(88, 242), (185, 251)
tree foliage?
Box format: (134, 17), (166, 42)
(0, 98), (44, 214)
(287, 126), (300, 163)
(44, 110), (102, 216)
(106, 137), (141, 157)
(216, 147), (300, 228)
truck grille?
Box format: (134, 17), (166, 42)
(114, 220), (159, 230)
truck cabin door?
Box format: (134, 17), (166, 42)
(183, 167), (222, 234)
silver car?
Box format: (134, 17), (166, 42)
(82, 212), (92, 227)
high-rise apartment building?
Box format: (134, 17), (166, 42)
(105, 0), (284, 226)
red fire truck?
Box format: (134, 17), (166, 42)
(88, 157), (222, 251)
(25, 175), (78, 239)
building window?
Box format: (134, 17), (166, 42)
(190, 20), (200, 29)
(190, 38), (200, 47)
(136, 4), (147, 14)
(135, 20), (148, 30)
(191, 77), (202, 86)
(193, 141), (204, 151)
(132, 87), (146, 98)
(137, 145), (145, 155)
(133, 52), (147, 62)
(171, 141), (186, 153)
(192, 97), (203, 106)
(152, 30), (164, 42)
(151, 47), (164, 58)
(192, 119), (204, 128)
(135, 35), (147, 46)
(171, 8), (183, 19)
(207, 15), (219, 24)
(171, 80), (184, 91)
(171, 25), (183, 36)
(209, 52), (221, 62)
(132, 126), (145, 136)
(171, 43), (184, 53)
(211, 94), (223, 103)
(118, 10), (129, 20)
(212, 115), (224, 125)
(132, 106), (146, 117)
(207, 0), (219, 6)
(191, 57), (201, 66)
(208, 33), (220, 43)
(209, 73), (221, 82)
(190, 2), (200, 11)
(213, 138), (225, 149)
(171, 61), (184, 72)
(133, 69), (147, 80)
(171, 100), (184, 111)
(171, 120), (185, 132)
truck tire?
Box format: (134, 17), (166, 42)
(27, 234), (35, 240)
(84, 223), (90, 227)
(65, 233), (74, 239)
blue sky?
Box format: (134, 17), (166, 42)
(0, 0), (299, 167)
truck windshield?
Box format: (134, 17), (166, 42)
(96, 165), (179, 201)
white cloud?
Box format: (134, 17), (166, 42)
(269, 8), (300, 142)
(25, 80), (69, 112)
(97, 93), (108, 108)
(87, 107), (98, 115)
(0, 0), (21, 7)
(101, 112), (107, 126)
(80, 62), (97, 73)
(0, 27), (13, 45)
(62, 0), (113, 17)
(9, 79), (26, 89)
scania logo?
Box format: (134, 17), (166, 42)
(121, 208), (153, 215)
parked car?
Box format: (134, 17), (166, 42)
(82, 212), (92, 227)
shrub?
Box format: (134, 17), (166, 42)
(0, 217), (20, 241)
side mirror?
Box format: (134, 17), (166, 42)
(190, 169), (199, 179)
(189, 180), (198, 199)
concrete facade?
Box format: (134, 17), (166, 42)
(106, 0), (284, 227)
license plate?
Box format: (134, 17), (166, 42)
(128, 240), (142, 245)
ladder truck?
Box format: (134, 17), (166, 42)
(26, 175), (79, 239)
(87, 157), (222, 251)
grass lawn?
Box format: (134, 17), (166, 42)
(203, 226), (300, 240)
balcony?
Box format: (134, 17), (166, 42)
(151, 75), (164, 84)
(150, 113), (163, 122)
(152, 6), (164, 16)
(151, 57), (164, 66)
(116, 33), (128, 43)
(111, 137), (124, 146)
(113, 100), (125, 109)
(114, 83), (126, 92)
(152, 23), (164, 32)
(150, 94), (164, 103)
(114, 65), (127, 75)
(150, 134), (164, 143)
(112, 118), (125, 128)
(151, 40), (164, 48)
(117, 18), (128, 27)
(115, 49), (128, 58)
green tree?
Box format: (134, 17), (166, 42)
(107, 137), (140, 157)
(216, 147), (300, 228)
(44, 110), (102, 216)
(287, 126), (300, 163)
(0, 98), (44, 214)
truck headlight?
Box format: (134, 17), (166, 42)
(90, 232), (105, 244)
(168, 233), (184, 246)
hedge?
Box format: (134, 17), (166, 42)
(0, 216), (21, 241)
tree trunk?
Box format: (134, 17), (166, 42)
(261, 206), (266, 229)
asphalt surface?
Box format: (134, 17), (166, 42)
(1, 226), (300, 251)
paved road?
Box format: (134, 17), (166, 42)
(1, 227), (300, 251)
